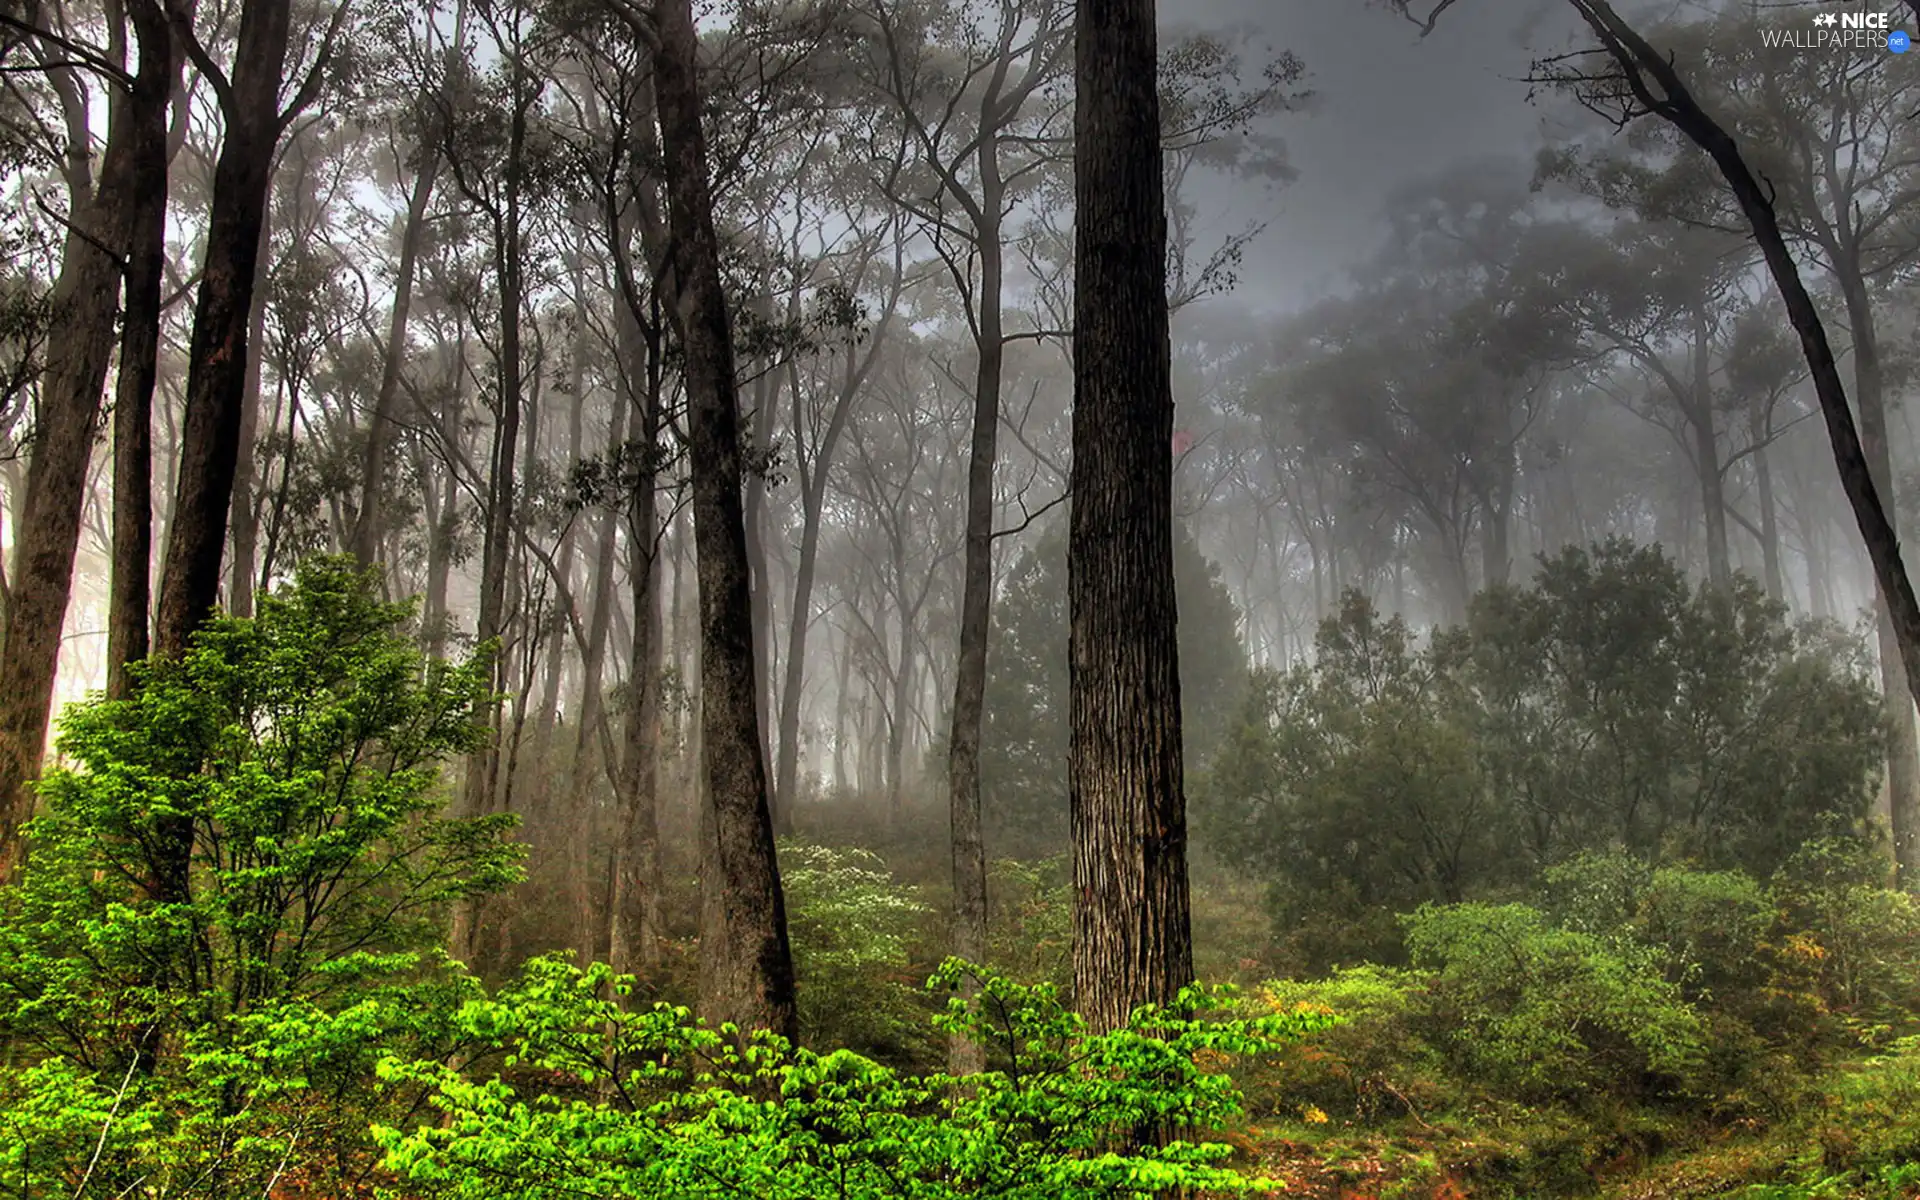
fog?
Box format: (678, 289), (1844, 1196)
(3, 0), (1920, 1193)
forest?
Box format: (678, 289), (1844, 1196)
(4, 0), (1920, 1195)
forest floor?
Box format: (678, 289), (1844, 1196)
(1224, 1045), (1920, 1200)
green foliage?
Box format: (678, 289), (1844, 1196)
(0, 558), (519, 1199)
(1199, 593), (1502, 966)
(1200, 541), (1884, 972)
(781, 840), (933, 1058)
(984, 855), (1071, 990)
(1543, 853), (1774, 1004)
(374, 956), (1336, 1199)
(1255, 966), (1444, 1122)
(1401, 901), (1707, 1102)
(1768, 840), (1920, 1034)
(983, 519), (1250, 856)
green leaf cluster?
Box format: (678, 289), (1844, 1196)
(375, 956), (1336, 1199)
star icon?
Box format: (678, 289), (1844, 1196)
(1813, 11), (1837, 25)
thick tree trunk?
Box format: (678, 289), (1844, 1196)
(153, 0), (297, 659)
(653, 0), (797, 1040)
(106, 0), (178, 702)
(0, 9), (149, 878)
(150, 0), (300, 918)
(1069, 0), (1193, 1038)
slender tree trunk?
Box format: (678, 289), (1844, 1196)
(944, 215), (1002, 1076)
(1835, 276), (1920, 880)
(653, 0), (797, 1040)
(456, 68), (534, 941)
(150, 0), (302, 920)
(744, 368), (781, 831)
(353, 122), (446, 564)
(775, 359), (866, 820)
(1069, 0), (1192, 1038)
(1752, 430), (1786, 605)
(227, 211), (273, 619)
(1573, 4), (1920, 812)
(1689, 304), (1732, 593)
(106, 0), (178, 702)
(832, 633), (851, 796)
(610, 338), (664, 980)
(0, 1), (159, 878)
(888, 585), (914, 819)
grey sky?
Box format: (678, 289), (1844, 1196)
(1181, 0), (1580, 313)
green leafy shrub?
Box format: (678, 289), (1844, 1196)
(0, 558), (519, 1199)
(1768, 840), (1920, 1037)
(1542, 853), (1774, 1004)
(1401, 902), (1706, 1103)
(985, 855), (1071, 989)
(1199, 542), (1884, 975)
(374, 956), (1336, 1199)
(1256, 965), (1446, 1123)
(781, 840), (933, 1059)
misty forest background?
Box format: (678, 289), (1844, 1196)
(7, 0), (1920, 1196)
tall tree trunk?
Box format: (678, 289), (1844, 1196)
(106, 0), (178, 702)
(150, 0), (304, 919)
(609, 330), (665, 980)
(653, 0), (797, 1040)
(1689, 304), (1732, 593)
(832, 632), (851, 795)
(744, 367), (781, 831)
(153, 0), (300, 659)
(1069, 0), (1192, 1038)
(0, 3), (154, 878)
(943, 191), (1005, 1076)
(226, 210), (273, 619)
(352, 102), (450, 564)
(455, 61), (534, 932)
(1752, 427), (1786, 605)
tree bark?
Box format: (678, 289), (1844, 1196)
(1069, 0), (1193, 1038)
(940, 156), (1009, 1077)
(153, 0), (300, 660)
(352, 99), (447, 565)
(653, 0), (797, 1040)
(106, 0), (178, 702)
(0, 0), (170, 879)
(1688, 302), (1732, 593)
(225, 209), (272, 619)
